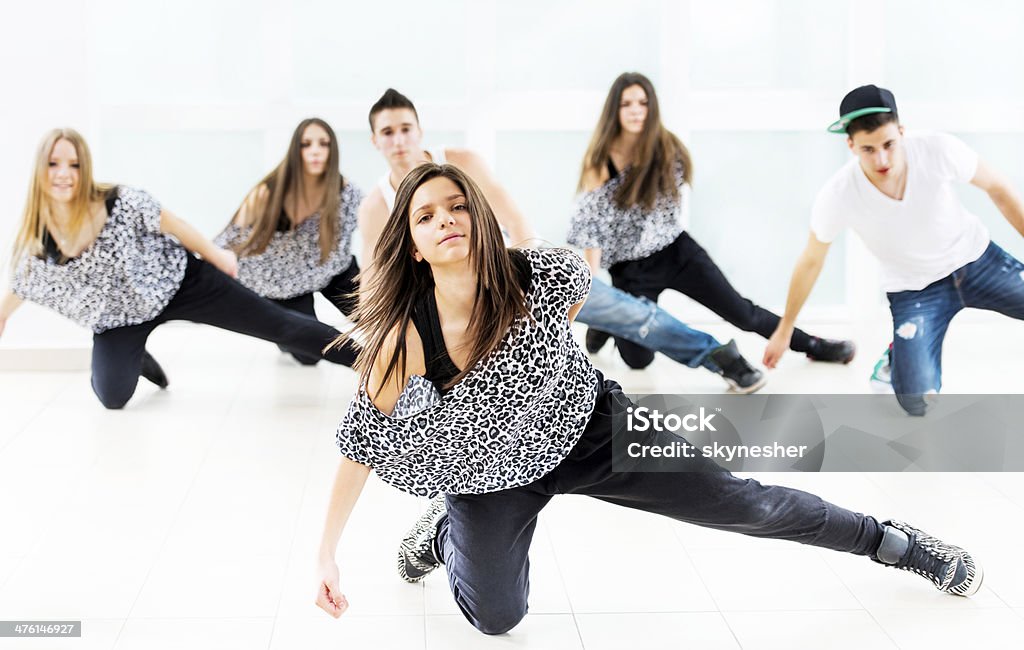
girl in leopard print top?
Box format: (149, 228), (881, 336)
(568, 72), (856, 368)
(1, 128), (355, 408)
(315, 163), (977, 634)
(215, 119), (363, 365)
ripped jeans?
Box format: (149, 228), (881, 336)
(577, 277), (721, 371)
(887, 241), (1024, 415)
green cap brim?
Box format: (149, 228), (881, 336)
(827, 107), (893, 134)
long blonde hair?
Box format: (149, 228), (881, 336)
(338, 163), (531, 391)
(578, 72), (692, 210)
(11, 128), (113, 270)
(228, 118), (344, 263)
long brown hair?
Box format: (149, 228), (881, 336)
(578, 72), (693, 210)
(341, 163), (531, 391)
(11, 128), (114, 270)
(228, 118), (344, 263)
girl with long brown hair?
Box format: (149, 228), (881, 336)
(314, 162), (980, 636)
(570, 72), (855, 369)
(215, 118), (363, 364)
(0, 128), (356, 408)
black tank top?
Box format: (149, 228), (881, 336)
(410, 289), (463, 392)
(606, 158), (620, 179)
(411, 251), (533, 392)
(43, 187), (119, 263)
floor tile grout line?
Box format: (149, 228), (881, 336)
(110, 385), (241, 650)
(669, 524), (743, 649)
(814, 546), (903, 649)
(265, 428), (322, 650)
(0, 377), (125, 596)
(538, 514), (588, 649)
(0, 372), (75, 455)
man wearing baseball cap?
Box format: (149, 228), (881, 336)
(763, 84), (1024, 415)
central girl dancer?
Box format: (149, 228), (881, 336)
(360, 88), (765, 392)
(215, 118), (362, 364)
(0, 129), (355, 409)
(315, 163), (981, 635)
(570, 72), (856, 369)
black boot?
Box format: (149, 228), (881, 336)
(872, 520), (983, 597)
(585, 328), (612, 354)
(141, 351), (169, 389)
(709, 340), (766, 394)
(806, 336), (856, 364)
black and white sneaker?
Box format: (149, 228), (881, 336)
(874, 520), (983, 596)
(397, 495), (447, 583)
(709, 340), (766, 394)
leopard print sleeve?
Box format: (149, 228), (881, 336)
(335, 397), (373, 467)
(528, 248), (592, 311)
(125, 187), (164, 235)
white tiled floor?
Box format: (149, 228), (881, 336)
(1, 317), (1023, 649)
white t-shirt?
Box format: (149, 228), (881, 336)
(811, 131), (989, 292)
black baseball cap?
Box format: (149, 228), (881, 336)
(827, 85), (898, 134)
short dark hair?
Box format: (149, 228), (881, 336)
(846, 112), (899, 137)
(368, 88), (418, 132)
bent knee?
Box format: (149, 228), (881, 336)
(96, 391), (131, 410)
(92, 376), (136, 410)
(618, 347), (655, 369)
(472, 608), (526, 635)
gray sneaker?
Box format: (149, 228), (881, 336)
(397, 495), (447, 583)
(874, 520), (983, 596)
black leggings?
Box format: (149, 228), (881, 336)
(608, 232), (815, 369)
(90, 255), (355, 409)
(437, 374), (883, 634)
(272, 262), (360, 365)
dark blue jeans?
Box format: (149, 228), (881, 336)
(435, 375), (883, 635)
(887, 241), (1024, 416)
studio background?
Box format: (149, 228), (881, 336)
(2, 0), (1023, 353)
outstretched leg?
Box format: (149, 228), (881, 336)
(662, 233), (853, 362)
(546, 380), (981, 594)
(272, 292), (323, 365)
(161, 256), (355, 366)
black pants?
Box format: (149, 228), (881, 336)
(607, 232), (815, 369)
(272, 262), (360, 365)
(91, 255), (355, 409)
(436, 374), (883, 635)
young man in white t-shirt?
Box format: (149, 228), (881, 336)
(357, 88), (766, 392)
(763, 85), (1024, 415)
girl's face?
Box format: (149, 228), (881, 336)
(618, 84), (649, 135)
(47, 138), (80, 204)
(300, 123), (331, 177)
(408, 176), (473, 266)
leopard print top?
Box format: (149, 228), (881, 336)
(11, 186), (188, 333)
(567, 161), (688, 268)
(335, 247), (598, 497)
(214, 182), (363, 299)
